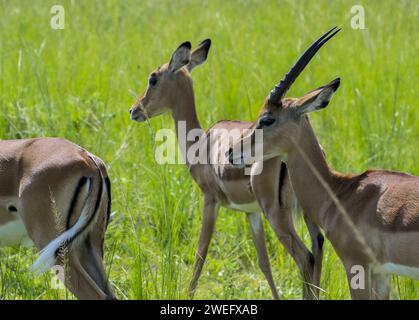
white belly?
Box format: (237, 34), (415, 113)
(0, 218), (33, 247)
(225, 201), (261, 213)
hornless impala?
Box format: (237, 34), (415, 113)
(228, 28), (419, 299)
(130, 39), (326, 299)
(0, 137), (115, 299)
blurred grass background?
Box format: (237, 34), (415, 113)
(0, 0), (418, 299)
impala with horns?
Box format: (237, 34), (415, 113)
(228, 27), (419, 299)
(0, 138), (115, 299)
(130, 39), (327, 299)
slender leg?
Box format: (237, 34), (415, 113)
(247, 212), (280, 299)
(65, 248), (110, 300)
(29, 233), (112, 299)
(188, 195), (219, 298)
(76, 235), (116, 299)
(251, 159), (315, 299)
(371, 270), (390, 300)
(265, 205), (315, 299)
(304, 215), (324, 299)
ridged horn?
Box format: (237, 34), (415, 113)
(268, 27), (341, 104)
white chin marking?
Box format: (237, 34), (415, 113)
(0, 218), (33, 247)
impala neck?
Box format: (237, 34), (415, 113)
(171, 80), (202, 167)
(286, 116), (340, 227)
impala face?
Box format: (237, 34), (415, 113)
(228, 79), (340, 166)
(130, 40), (211, 122)
(226, 26), (341, 167)
(129, 64), (190, 122)
(228, 98), (302, 167)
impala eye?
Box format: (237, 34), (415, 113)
(256, 116), (276, 129)
(149, 76), (158, 87)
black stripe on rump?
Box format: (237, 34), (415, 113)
(66, 177), (89, 229)
(55, 175), (102, 257)
(66, 155), (105, 249)
(104, 177), (111, 228)
(69, 175), (103, 247)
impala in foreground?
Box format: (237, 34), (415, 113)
(0, 137), (115, 299)
(228, 28), (419, 299)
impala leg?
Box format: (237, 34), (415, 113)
(188, 196), (219, 298)
(45, 234), (115, 300)
(371, 270), (390, 300)
(29, 231), (112, 299)
(74, 235), (116, 299)
(65, 247), (109, 300)
(265, 205), (315, 299)
(304, 215), (324, 299)
(247, 212), (280, 300)
(252, 159), (315, 299)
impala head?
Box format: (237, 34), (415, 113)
(228, 27), (341, 166)
(130, 39), (211, 122)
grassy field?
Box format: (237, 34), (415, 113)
(0, 0), (418, 299)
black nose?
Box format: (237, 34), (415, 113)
(129, 108), (133, 114)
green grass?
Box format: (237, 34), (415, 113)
(0, 0), (418, 299)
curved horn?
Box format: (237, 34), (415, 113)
(269, 27), (341, 104)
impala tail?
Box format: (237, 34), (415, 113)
(32, 170), (107, 274)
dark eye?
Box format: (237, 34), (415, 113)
(256, 116), (276, 129)
(149, 76), (158, 87)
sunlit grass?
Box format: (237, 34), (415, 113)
(0, 0), (418, 299)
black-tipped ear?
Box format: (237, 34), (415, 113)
(187, 39), (211, 72)
(181, 41), (192, 50)
(322, 77), (340, 92)
(294, 78), (341, 115)
(168, 41), (192, 73)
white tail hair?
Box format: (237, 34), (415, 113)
(32, 178), (99, 274)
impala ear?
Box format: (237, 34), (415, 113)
(293, 78), (340, 115)
(187, 39), (211, 72)
(168, 41), (192, 73)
